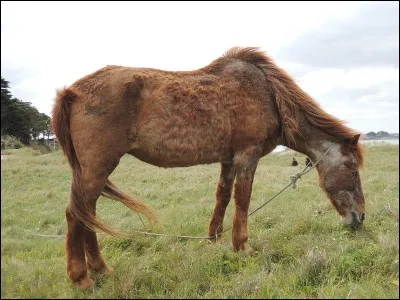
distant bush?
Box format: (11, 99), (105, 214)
(1, 136), (24, 149)
(1, 150), (12, 155)
(31, 141), (52, 154)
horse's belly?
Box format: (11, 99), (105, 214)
(130, 98), (234, 167)
(129, 131), (231, 168)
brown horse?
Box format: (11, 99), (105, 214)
(51, 47), (365, 289)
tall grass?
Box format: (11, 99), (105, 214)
(1, 144), (398, 298)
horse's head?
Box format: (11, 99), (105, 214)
(316, 134), (365, 228)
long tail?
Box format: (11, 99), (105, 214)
(102, 180), (157, 225)
(51, 87), (157, 237)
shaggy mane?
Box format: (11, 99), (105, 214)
(210, 47), (364, 167)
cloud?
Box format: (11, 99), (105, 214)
(1, 1), (398, 133)
(2, 2), (360, 114)
(292, 66), (399, 133)
(277, 1), (399, 69)
(273, 2), (399, 133)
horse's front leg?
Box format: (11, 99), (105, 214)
(232, 149), (259, 253)
(208, 162), (236, 240)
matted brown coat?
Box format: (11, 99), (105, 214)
(52, 47), (365, 289)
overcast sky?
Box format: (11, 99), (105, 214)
(1, 1), (399, 133)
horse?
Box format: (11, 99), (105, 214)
(51, 47), (366, 289)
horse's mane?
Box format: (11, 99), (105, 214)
(207, 47), (364, 167)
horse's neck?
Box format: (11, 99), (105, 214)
(281, 123), (343, 168)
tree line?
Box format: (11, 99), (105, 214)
(1, 76), (52, 145)
(365, 131), (391, 138)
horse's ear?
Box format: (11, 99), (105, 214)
(348, 134), (361, 146)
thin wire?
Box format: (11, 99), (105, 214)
(28, 145), (332, 241)
(30, 233), (64, 238)
(124, 144), (333, 240)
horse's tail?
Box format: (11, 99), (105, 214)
(52, 87), (157, 236)
(51, 88), (122, 236)
(102, 180), (158, 224)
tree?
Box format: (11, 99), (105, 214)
(40, 114), (52, 139)
(1, 76), (52, 145)
(36, 113), (51, 139)
(377, 131), (389, 137)
(1, 77), (13, 135)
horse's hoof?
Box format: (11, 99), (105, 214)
(101, 266), (113, 275)
(235, 242), (257, 256)
(88, 262), (114, 275)
(78, 276), (94, 289)
(208, 236), (221, 243)
(246, 247), (259, 257)
(90, 265), (113, 275)
(243, 244), (256, 255)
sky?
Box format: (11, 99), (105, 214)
(1, 1), (399, 133)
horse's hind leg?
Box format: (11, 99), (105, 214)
(84, 203), (112, 275)
(208, 162), (235, 240)
(65, 200), (91, 289)
(66, 174), (109, 289)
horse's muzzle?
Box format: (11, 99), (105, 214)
(350, 211), (365, 228)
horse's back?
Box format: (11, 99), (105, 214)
(67, 63), (280, 167)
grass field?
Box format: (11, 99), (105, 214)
(1, 144), (399, 299)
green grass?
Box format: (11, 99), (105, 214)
(1, 144), (399, 298)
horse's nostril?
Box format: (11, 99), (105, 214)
(360, 213), (365, 222)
